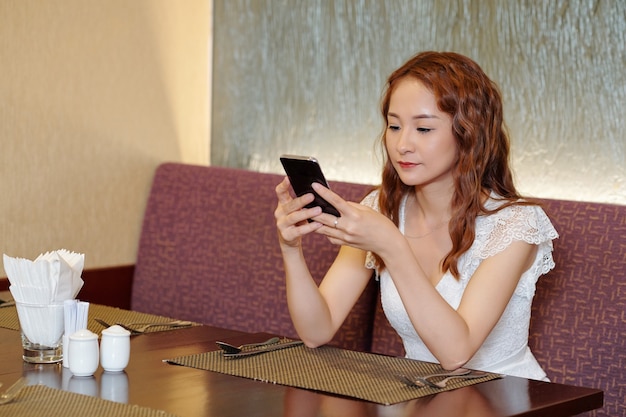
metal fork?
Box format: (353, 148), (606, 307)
(123, 320), (193, 333)
(120, 320), (193, 333)
(0, 377), (28, 405)
(94, 318), (142, 335)
(398, 368), (472, 388)
(94, 318), (192, 334)
(400, 369), (490, 389)
(418, 371), (488, 388)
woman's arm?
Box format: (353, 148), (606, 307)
(312, 183), (538, 369)
(275, 177), (372, 347)
(285, 245), (372, 347)
(384, 237), (536, 369)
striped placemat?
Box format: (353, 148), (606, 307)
(165, 342), (502, 405)
(1, 385), (179, 417)
(0, 303), (200, 334)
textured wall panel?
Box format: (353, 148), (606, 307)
(212, 0), (626, 204)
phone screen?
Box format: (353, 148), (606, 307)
(280, 155), (340, 217)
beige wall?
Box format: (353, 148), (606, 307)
(0, 1), (212, 268)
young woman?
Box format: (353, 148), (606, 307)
(274, 51), (557, 380)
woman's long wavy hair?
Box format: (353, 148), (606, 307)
(375, 51), (528, 279)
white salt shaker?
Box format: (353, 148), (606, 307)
(68, 329), (99, 377)
(100, 325), (131, 372)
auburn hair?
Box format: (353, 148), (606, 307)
(374, 51), (532, 279)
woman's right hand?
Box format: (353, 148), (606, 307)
(274, 177), (324, 248)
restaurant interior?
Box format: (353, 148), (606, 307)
(0, 1), (624, 416)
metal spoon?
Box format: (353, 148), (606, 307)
(215, 336), (280, 354)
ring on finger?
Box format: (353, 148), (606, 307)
(333, 218), (339, 228)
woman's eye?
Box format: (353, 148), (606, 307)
(417, 127), (432, 133)
(387, 125), (400, 131)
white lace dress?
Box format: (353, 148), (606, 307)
(362, 191), (558, 381)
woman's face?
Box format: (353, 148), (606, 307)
(385, 78), (457, 190)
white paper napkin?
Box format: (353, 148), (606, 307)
(3, 249), (85, 304)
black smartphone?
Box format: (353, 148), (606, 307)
(279, 154), (340, 217)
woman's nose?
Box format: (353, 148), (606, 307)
(396, 130), (414, 154)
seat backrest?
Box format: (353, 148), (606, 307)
(529, 199), (626, 417)
(370, 296), (405, 357)
(371, 197), (626, 417)
(131, 163), (377, 351)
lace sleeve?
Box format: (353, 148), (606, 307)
(476, 204), (558, 261)
(471, 204), (559, 299)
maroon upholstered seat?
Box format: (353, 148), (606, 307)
(131, 163), (376, 351)
(370, 297), (405, 357)
(130, 162), (624, 416)
(529, 199), (626, 417)
(371, 197), (626, 417)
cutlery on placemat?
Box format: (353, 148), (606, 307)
(94, 318), (115, 328)
(216, 336), (280, 354)
(94, 318), (192, 334)
(0, 377), (28, 405)
(119, 320), (192, 333)
(222, 340), (304, 358)
(419, 370), (489, 388)
(399, 368), (490, 389)
(0, 300), (15, 308)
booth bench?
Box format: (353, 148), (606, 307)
(49, 163), (626, 416)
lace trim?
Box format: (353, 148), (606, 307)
(456, 203), (558, 298)
(475, 203), (558, 260)
(363, 192), (558, 292)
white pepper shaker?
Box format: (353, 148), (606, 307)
(68, 329), (99, 377)
(100, 325), (131, 372)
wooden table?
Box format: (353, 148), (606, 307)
(0, 317), (603, 417)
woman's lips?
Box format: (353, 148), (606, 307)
(398, 161), (419, 169)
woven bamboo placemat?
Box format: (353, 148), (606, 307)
(165, 342), (502, 405)
(1, 385), (179, 417)
(0, 303), (200, 334)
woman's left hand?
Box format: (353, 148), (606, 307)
(311, 183), (399, 254)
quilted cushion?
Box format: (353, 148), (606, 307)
(529, 199), (626, 417)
